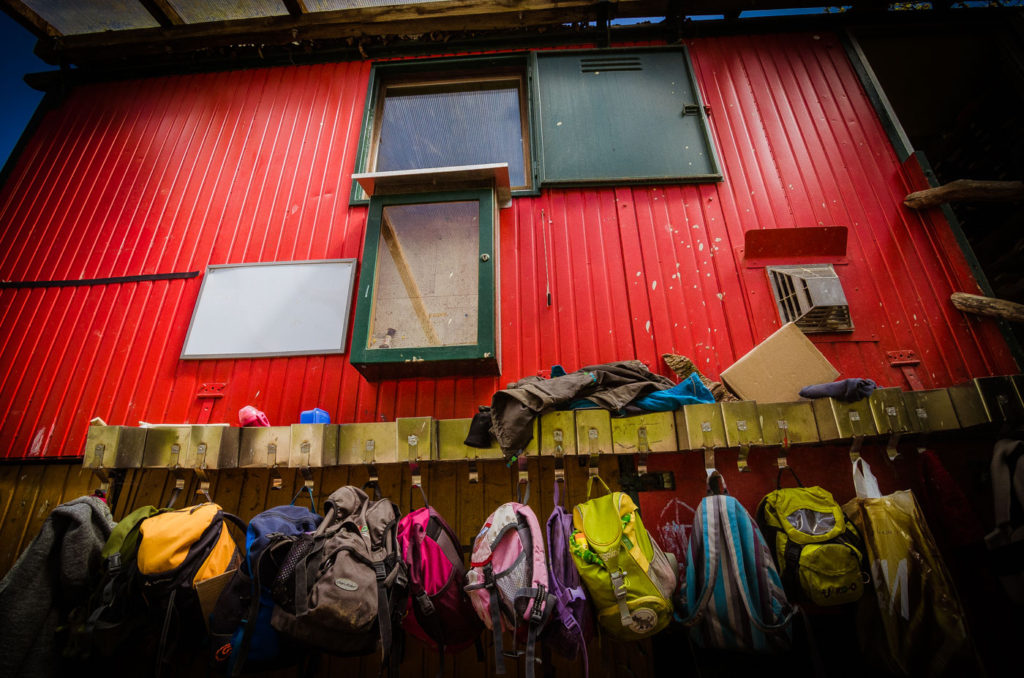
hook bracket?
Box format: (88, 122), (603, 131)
(776, 419), (790, 469)
(587, 427), (600, 477)
(553, 429), (565, 482)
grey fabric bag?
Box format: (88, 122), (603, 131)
(271, 486), (407, 674)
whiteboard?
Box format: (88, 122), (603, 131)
(181, 260), (357, 359)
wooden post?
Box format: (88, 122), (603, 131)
(904, 179), (1024, 210)
(950, 292), (1024, 323)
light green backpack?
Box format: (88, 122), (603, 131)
(570, 475), (677, 640)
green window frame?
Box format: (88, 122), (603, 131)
(350, 54), (536, 205)
(349, 187), (499, 380)
(530, 46), (721, 185)
(350, 47), (720, 204)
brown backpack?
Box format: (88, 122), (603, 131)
(271, 486), (407, 676)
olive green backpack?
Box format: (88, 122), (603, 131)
(756, 468), (867, 607)
(570, 475), (677, 640)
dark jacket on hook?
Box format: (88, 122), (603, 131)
(490, 360), (674, 454)
(0, 495), (115, 677)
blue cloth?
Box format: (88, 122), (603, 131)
(633, 373), (715, 411)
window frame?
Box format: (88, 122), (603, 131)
(529, 45), (722, 186)
(348, 187), (499, 379)
(180, 259), (357, 360)
(350, 54), (537, 205)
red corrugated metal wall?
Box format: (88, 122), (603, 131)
(0, 33), (1016, 459)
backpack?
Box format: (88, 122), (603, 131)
(678, 472), (794, 652)
(77, 505), (166, 658)
(396, 489), (482, 671)
(985, 438), (1024, 604)
(270, 486), (407, 677)
(135, 502), (245, 674)
(464, 500), (554, 678)
(570, 475), (676, 640)
(542, 479), (594, 676)
(209, 501), (322, 675)
(755, 468), (867, 607)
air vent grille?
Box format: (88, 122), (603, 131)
(579, 56), (643, 74)
(766, 264), (853, 333)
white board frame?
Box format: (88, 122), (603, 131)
(180, 259), (357, 360)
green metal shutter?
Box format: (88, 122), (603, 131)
(532, 47), (721, 185)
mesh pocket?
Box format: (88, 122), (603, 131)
(496, 551), (531, 621)
(272, 535), (315, 609)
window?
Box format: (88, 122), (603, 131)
(349, 167), (504, 380)
(531, 47), (721, 184)
(181, 260), (357, 359)
(353, 57), (532, 202)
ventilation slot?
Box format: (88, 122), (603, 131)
(580, 56), (643, 73)
(766, 265), (853, 333)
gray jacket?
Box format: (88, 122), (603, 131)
(0, 494), (115, 677)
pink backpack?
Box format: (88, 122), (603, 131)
(397, 501), (482, 670)
(464, 501), (554, 678)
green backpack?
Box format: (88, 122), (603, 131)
(570, 475), (677, 640)
(756, 468), (867, 607)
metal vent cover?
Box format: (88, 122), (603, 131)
(579, 56), (643, 73)
(766, 264), (853, 333)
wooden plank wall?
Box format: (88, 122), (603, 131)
(0, 454), (648, 678)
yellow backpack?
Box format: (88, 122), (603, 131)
(755, 469), (867, 607)
(570, 475), (677, 640)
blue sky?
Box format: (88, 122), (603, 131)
(0, 12), (45, 169)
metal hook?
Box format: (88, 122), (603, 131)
(636, 426), (649, 475)
(776, 418), (790, 470)
(884, 406), (902, 460)
(735, 419), (751, 473)
(553, 429), (565, 482)
(468, 457), (479, 484)
(167, 471), (186, 508)
(515, 453), (530, 504)
(701, 420), (716, 476)
(586, 427), (601, 477)
(195, 468), (213, 504)
(848, 410), (864, 462)
(268, 442), (283, 489)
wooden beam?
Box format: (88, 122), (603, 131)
(379, 210), (443, 347)
(904, 179), (1024, 210)
(37, 0), (666, 64)
(951, 292), (1024, 324)
(281, 0), (307, 16)
(0, 0), (60, 38)
(138, 0), (184, 27)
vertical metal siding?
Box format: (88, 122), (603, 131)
(0, 33), (1016, 459)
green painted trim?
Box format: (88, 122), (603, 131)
(348, 53), (532, 206)
(840, 30), (914, 162)
(349, 188), (498, 375)
(841, 30), (1021, 368)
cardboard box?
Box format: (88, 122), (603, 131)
(720, 323), (839, 403)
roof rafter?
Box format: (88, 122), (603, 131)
(1, 0), (60, 38)
(281, 0), (307, 16)
(138, 0), (185, 27)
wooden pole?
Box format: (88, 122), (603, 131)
(950, 292), (1024, 323)
(904, 179), (1024, 210)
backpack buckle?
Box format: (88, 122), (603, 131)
(373, 561), (388, 580)
(108, 552), (122, 575)
(529, 587), (546, 623)
(416, 591), (435, 615)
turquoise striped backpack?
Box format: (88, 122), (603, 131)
(677, 472), (794, 652)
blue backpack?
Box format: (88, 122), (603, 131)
(209, 501), (322, 675)
(677, 472), (794, 652)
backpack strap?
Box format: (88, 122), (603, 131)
(514, 586), (553, 678)
(776, 466), (804, 489)
(465, 562), (506, 675)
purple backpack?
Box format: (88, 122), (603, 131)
(543, 479), (594, 677)
(397, 499), (482, 670)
